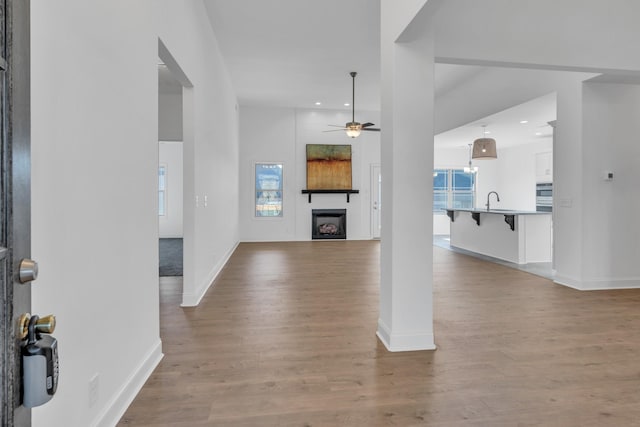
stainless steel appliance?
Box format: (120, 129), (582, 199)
(536, 182), (552, 212)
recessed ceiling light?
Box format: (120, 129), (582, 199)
(344, 103), (350, 107)
(483, 130), (491, 135)
(535, 132), (542, 136)
(520, 120), (529, 124)
(315, 102), (322, 106)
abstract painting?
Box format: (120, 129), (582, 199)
(306, 144), (352, 190)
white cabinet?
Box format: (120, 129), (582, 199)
(535, 151), (553, 183)
(449, 211), (552, 264)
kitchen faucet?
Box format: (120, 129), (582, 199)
(486, 191), (500, 211)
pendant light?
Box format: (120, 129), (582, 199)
(464, 143), (478, 174)
(472, 125), (497, 159)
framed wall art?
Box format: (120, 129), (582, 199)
(306, 144), (352, 190)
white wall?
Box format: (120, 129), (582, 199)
(156, 2), (240, 306)
(158, 72), (184, 238)
(158, 142), (184, 238)
(239, 107), (381, 241)
(554, 81), (640, 290)
(476, 141), (553, 211)
(158, 91), (183, 141)
(31, 2), (160, 426)
(578, 82), (640, 288)
(432, 140), (552, 235)
(30, 1), (239, 426)
(433, 0), (640, 73)
(435, 67), (594, 136)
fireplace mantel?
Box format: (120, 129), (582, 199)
(301, 189), (359, 203)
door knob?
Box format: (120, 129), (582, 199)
(18, 258), (38, 283)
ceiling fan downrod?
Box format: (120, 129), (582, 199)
(350, 71), (357, 123)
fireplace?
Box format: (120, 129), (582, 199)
(311, 209), (346, 240)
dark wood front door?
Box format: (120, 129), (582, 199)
(1, 0), (32, 425)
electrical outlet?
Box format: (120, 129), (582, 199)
(89, 373), (99, 407)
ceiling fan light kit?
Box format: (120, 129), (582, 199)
(345, 122), (361, 138)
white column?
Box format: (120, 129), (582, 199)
(552, 82), (584, 288)
(578, 82), (640, 289)
(378, 24), (436, 351)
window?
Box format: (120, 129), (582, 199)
(158, 164), (167, 216)
(255, 163), (283, 217)
(433, 168), (475, 213)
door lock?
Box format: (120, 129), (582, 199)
(18, 313), (56, 340)
(19, 314), (59, 408)
(18, 258), (39, 283)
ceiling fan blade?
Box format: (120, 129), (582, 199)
(361, 122), (375, 128)
(327, 124), (347, 128)
(323, 129), (347, 133)
(362, 128), (381, 132)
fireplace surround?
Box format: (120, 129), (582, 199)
(311, 209), (346, 240)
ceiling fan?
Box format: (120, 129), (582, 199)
(325, 71), (380, 138)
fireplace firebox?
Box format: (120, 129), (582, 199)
(311, 209), (346, 240)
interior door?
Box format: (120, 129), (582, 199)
(371, 164), (381, 239)
(1, 0), (32, 425)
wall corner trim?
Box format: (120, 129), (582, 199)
(92, 340), (163, 427)
(181, 241), (240, 307)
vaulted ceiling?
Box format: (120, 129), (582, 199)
(202, 0), (382, 111)
(170, 1), (559, 148)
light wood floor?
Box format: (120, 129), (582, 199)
(118, 241), (640, 426)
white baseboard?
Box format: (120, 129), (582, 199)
(92, 340), (163, 427)
(555, 274), (640, 291)
(181, 241), (239, 307)
(376, 318), (437, 352)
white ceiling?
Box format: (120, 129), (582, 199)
(434, 92), (556, 149)
(202, 0), (381, 111)
(156, 1), (556, 148)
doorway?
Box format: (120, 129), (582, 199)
(158, 143), (184, 276)
(158, 59), (185, 306)
(158, 39), (194, 306)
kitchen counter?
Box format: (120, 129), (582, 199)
(447, 208), (549, 215)
(445, 208), (552, 264)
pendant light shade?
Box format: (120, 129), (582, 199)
(472, 138), (497, 159)
(472, 125), (497, 159)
